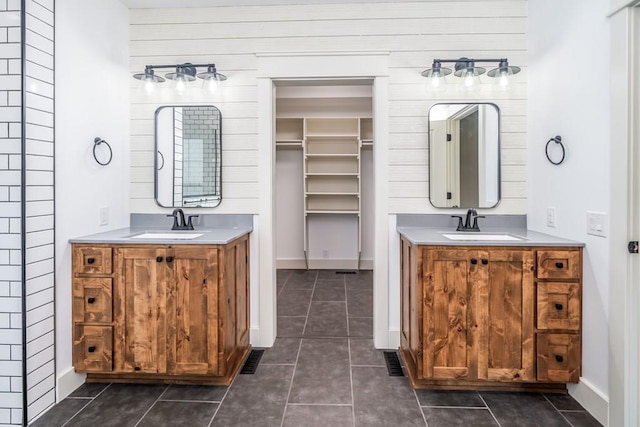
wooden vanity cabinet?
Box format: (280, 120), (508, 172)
(400, 239), (582, 392)
(71, 234), (250, 385)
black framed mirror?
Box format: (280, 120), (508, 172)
(428, 102), (500, 208)
(155, 105), (222, 208)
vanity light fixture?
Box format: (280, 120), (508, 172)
(421, 58), (520, 89)
(133, 63), (227, 94)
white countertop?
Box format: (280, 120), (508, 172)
(397, 227), (584, 247)
(69, 226), (252, 245)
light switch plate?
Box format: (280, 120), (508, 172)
(546, 207), (556, 228)
(587, 211), (607, 237)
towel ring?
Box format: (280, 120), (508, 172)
(93, 137), (113, 166)
(545, 135), (565, 165)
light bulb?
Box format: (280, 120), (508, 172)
(202, 77), (218, 94)
(463, 70), (475, 87)
(144, 77), (155, 93)
(499, 70), (509, 87)
(431, 72), (442, 88)
(174, 75), (187, 95)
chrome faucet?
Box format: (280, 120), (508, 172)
(167, 208), (199, 230)
(451, 208), (485, 232)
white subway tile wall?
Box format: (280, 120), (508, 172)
(24, 0), (54, 423)
(0, 0), (54, 424)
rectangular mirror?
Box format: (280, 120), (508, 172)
(428, 102), (500, 208)
(155, 105), (222, 208)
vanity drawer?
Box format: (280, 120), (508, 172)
(537, 282), (580, 331)
(536, 333), (580, 383)
(73, 246), (113, 275)
(73, 278), (113, 323)
(536, 250), (580, 280)
(73, 325), (113, 373)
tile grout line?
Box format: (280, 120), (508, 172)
(207, 367), (241, 426)
(344, 274), (350, 337)
(410, 387), (429, 426)
(348, 338), (356, 427)
(61, 383), (113, 427)
(299, 270), (318, 337)
(542, 394), (579, 427)
(277, 270), (293, 298)
(279, 337), (305, 427)
(133, 385), (170, 427)
(477, 392), (502, 427)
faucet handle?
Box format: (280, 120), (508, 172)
(472, 215), (485, 231)
(186, 215), (199, 230)
(451, 215), (464, 231)
(167, 211), (179, 230)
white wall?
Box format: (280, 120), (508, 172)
(528, 0), (610, 422)
(55, 0), (130, 398)
(129, 1), (528, 216)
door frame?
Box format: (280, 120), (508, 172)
(254, 52), (390, 348)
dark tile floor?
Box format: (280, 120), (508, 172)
(32, 269), (602, 426)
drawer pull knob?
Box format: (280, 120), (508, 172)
(555, 355), (564, 363)
(470, 259), (478, 265)
(555, 262), (564, 269)
(166, 256), (174, 263)
(156, 256), (163, 262)
(481, 259), (489, 265)
(87, 258), (95, 264)
(555, 303), (563, 310)
(87, 297), (96, 304)
(134, 367), (141, 371)
(88, 346), (96, 353)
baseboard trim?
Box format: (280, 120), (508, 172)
(568, 378), (609, 426)
(387, 328), (400, 350)
(57, 367), (85, 401)
(276, 258), (373, 270)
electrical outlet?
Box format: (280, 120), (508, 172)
(587, 211), (607, 237)
(322, 249), (328, 259)
(546, 207), (556, 228)
(99, 207), (109, 226)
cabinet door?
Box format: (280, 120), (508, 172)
(167, 247), (219, 375)
(478, 250), (535, 381)
(114, 247), (168, 374)
(423, 249), (477, 380)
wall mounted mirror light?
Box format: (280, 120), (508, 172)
(428, 103), (501, 209)
(155, 105), (222, 208)
(422, 58), (520, 89)
(133, 63), (227, 95)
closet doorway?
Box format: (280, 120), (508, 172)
(274, 80), (374, 339)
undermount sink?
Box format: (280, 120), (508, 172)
(129, 232), (203, 240)
(441, 233), (524, 241)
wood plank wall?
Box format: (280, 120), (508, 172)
(130, 1), (527, 214)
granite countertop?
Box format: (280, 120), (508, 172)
(69, 226), (252, 245)
(397, 227), (584, 247)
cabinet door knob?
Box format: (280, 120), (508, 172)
(156, 256), (163, 262)
(555, 262), (564, 269)
(555, 355), (564, 363)
(481, 259), (489, 265)
(134, 366), (141, 371)
(166, 256), (174, 263)
(87, 258), (95, 264)
(555, 303), (563, 310)
(87, 346), (96, 353)
(470, 259), (478, 265)
(87, 297), (96, 304)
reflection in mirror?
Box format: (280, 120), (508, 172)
(155, 105), (222, 208)
(428, 102), (500, 208)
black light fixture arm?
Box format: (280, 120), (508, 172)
(143, 63), (217, 71)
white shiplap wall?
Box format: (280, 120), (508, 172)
(0, 0), (24, 425)
(130, 1), (527, 215)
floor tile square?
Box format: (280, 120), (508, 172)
(30, 398), (91, 427)
(561, 410), (603, 426)
(544, 393), (586, 411)
(349, 339), (386, 366)
(347, 289), (373, 317)
(289, 338), (351, 404)
(261, 337), (301, 365)
(480, 392), (570, 426)
(160, 384), (227, 402)
(313, 281), (346, 301)
(277, 316), (307, 337)
(137, 401), (217, 427)
(422, 407), (497, 426)
(415, 389), (485, 407)
(283, 404), (353, 427)
(303, 302), (348, 337)
(68, 383), (110, 398)
(277, 289), (313, 316)
(348, 317), (373, 337)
